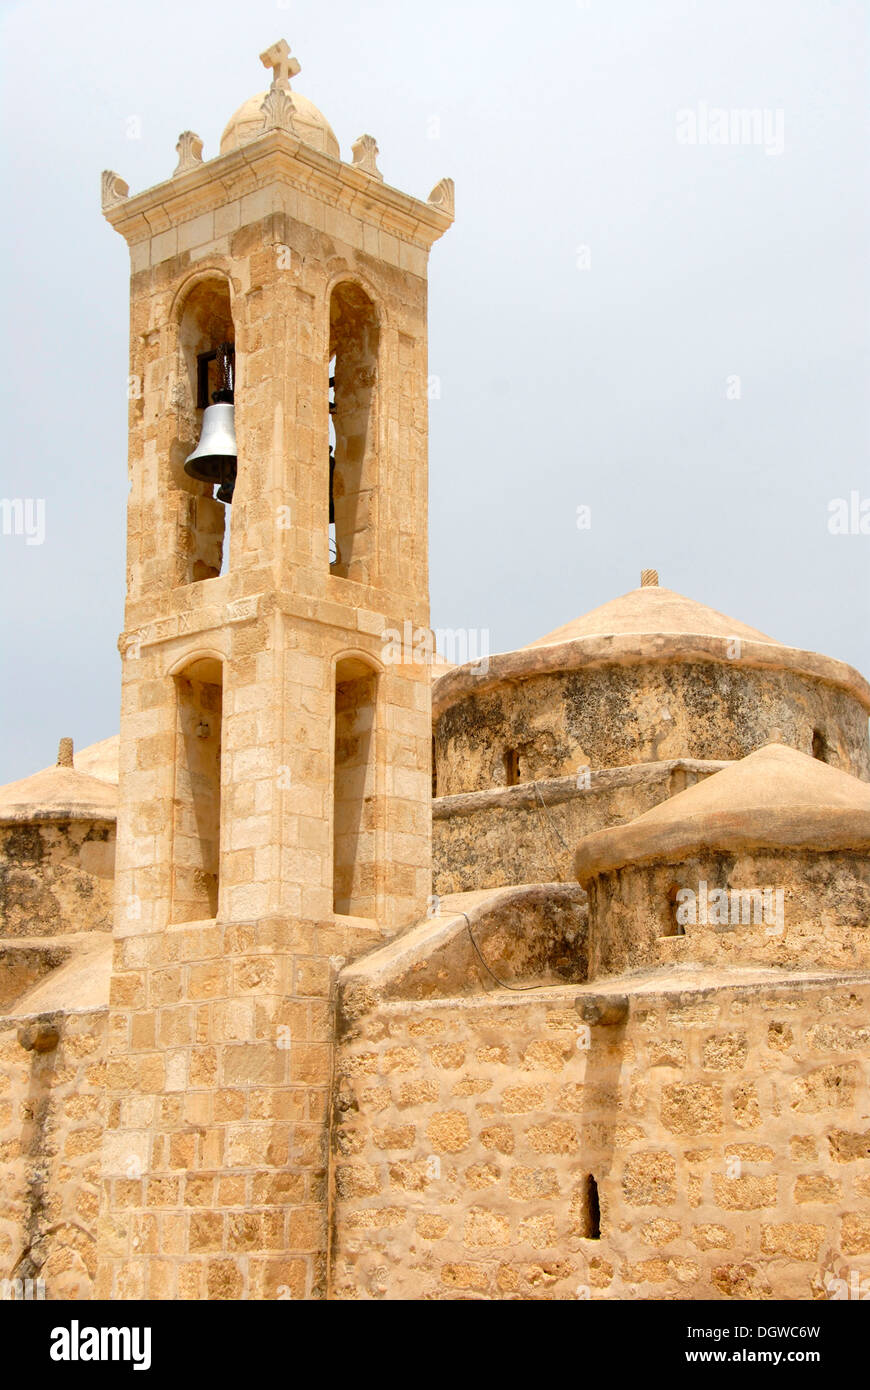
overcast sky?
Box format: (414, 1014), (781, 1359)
(0, 0), (867, 784)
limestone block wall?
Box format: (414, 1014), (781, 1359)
(0, 1007), (107, 1299)
(119, 195), (435, 609)
(0, 820), (115, 936)
(435, 665), (870, 796)
(96, 911), (381, 1301)
(116, 202), (435, 936)
(586, 852), (870, 978)
(100, 127), (448, 1296)
(330, 975), (870, 1300)
(433, 761), (724, 894)
(0, 944), (69, 1013)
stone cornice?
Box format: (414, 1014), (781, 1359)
(433, 760), (730, 820)
(121, 582), (430, 659)
(103, 129), (453, 252)
(432, 633), (870, 719)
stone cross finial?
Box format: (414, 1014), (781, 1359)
(57, 737), (74, 768)
(641, 569), (659, 587)
(260, 39), (301, 89)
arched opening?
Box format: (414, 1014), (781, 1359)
(328, 282), (379, 582)
(170, 656), (223, 922)
(812, 728), (829, 763)
(333, 657), (379, 917)
(175, 278), (236, 581)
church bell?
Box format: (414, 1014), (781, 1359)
(184, 343), (237, 503)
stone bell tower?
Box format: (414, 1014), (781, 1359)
(96, 40), (453, 1300)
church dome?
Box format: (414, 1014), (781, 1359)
(526, 584), (777, 649)
(431, 574), (870, 798)
(0, 737), (118, 823)
(575, 742), (870, 879)
(433, 575), (870, 718)
(220, 88), (340, 159)
(0, 762), (118, 824)
(574, 744), (870, 977)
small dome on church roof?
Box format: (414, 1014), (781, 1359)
(72, 734), (119, 785)
(0, 764), (118, 824)
(527, 584), (777, 650)
(0, 739), (118, 823)
(220, 88), (340, 159)
(575, 743), (870, 879)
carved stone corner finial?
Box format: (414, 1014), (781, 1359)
(173, 130), (204, 177)
(259, 38), (301, 90)
(351, 134), (383, 180)
(101, 169), (129, 211)
(260, 84), (298, 137)
(427, 177), (455, 217)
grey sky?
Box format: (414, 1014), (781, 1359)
(1, 0), (867, 784)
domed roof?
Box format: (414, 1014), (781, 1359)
(220, 89), (339, 159)
(220, 40), (339, 160)
(527, 584), (777, 649)
(0, 765), (118, 823)
(574, 743), (870, 879)
(0, 739), (118, 823)
(431, 575), (870, 719)
(72, 734), (119, 785)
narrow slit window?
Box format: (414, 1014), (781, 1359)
(663, 882), (686, 937)
(585, 1175), (601, 1239)
(504, 748), (520, 786)
(812, 728), (829, 762)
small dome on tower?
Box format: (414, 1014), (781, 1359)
(220, 89), (340, 158)
(220, 39), (340, 159)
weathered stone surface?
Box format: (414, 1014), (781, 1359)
(332, 976), (870, 1300)
(2, 32), (869, 1310)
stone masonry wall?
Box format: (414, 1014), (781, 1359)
(433, 762), (723, 894)
(0, 821), (115, 937)
(96, 912), (381, 1300)
(331, 976), (870, 1300)
(435, 665), (870, 796)
(0, 1007), (107, 1299)
(588, 852), (870, 979)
